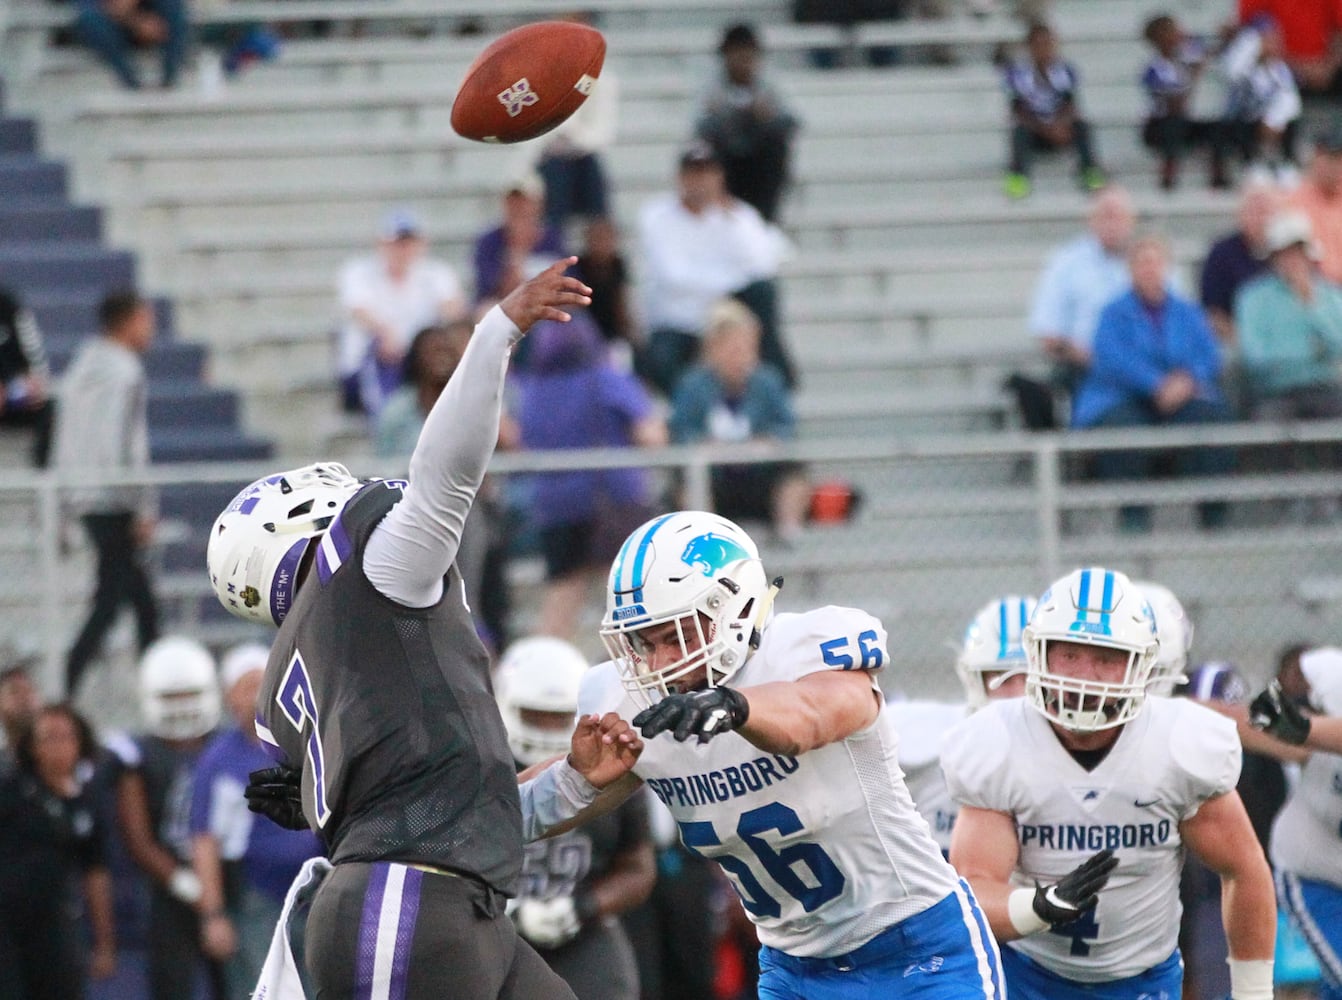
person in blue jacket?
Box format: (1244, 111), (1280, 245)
(1072, 234), (1233, 531)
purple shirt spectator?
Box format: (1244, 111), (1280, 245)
(515, 312), (655, 527)
(1200, 232), (1269, 321)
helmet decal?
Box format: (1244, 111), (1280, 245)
(681, 532), (752, 578)
(611, 512), (677, 614)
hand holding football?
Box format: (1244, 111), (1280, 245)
(451, 21), (607, 145)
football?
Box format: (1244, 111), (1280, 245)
(450, 21), (607, 145)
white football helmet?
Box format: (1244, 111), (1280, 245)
(956, 595), (1037, 708)
(1134, 581), (1194, 697)
(599, 511), (771, 705)
(139, 636), (220, 740)
(495, 637), (589, 766)
(207, 463), (363, 626)
(1023, 567), (1159, 733)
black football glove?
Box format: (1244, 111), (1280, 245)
(1248, 680), (1312, 746)
(1032, 849), (1118, 927)
(245, 765), (309, 831)
(632, 687), (750, 744)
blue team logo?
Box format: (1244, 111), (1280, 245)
(681, 533), (750, 577)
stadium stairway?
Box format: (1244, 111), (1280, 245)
(0, 80), (273, 657)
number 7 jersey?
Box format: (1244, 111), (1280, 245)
(579, 605), (961, 958)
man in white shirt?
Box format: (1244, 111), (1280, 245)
(636, 143), (789, 395)
(336, 207), (465, 416)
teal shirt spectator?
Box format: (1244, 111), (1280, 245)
(1235, 272), (1342, 399)
(669, 362), (795, 443)
(374, 386), (424, 459)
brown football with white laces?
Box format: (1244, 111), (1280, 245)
(450, 21), (607, 145)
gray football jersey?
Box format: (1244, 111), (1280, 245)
(256, 481), (523, 893)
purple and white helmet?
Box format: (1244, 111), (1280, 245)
(207, 463), (362, 626)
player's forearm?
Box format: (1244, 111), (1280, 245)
(1221, 864), (1277, 960)
(84, 868), (117, 953)
(1306, 715), (1342, 754)
(961, 876), (1025, 942)
(736, 677), (877, 755)
(191, 833), (228, 916)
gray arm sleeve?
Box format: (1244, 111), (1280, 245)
(517, 759), (601, 842)
(362, 306), (520, 607)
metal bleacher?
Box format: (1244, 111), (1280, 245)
(3, 0), (1341, 705)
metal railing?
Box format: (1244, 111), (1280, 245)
(4, 419), (1342, 699)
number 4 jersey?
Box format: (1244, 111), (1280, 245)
(579, 605), (961, 958)
(941, 696), (1241, 982)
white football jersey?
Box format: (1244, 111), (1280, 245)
(942, 696), (1240, 982)
(1271, 647), (1342, 887)
(888, 700), (969, 854)
(580, 606), (961, 958)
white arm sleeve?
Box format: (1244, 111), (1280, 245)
(363, 306), (520, 607)
(516, 759), (601, 842)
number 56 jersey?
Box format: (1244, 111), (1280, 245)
(941, 696), (1241, 982)
(579, 605), (961, 959)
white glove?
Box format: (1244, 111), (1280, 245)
(514, 896), (582, 949)
(169, 867), (202, 905)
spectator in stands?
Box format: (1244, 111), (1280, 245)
(190, 643), (323, 999)
(55, 290), (161, 699)
(1028, 186), (1136, 400)
(1, 703), (116, 997)
(336, 207), (466, 417)
(374, 320), (513, 654)
(473, 171), (568, 313)
(1237, 0), (1342, 99)
(573, 217), (638, 360)
(1002, 21), (1105, 199)
(669, 299), (810, 544)
(0, 287), (54, 468)
(1140, 14), (1228, 191)
(514, 310), (666, 641)
(530, 15), (618, 236)
(1220, 15), (1303, 181)
(1201, 181), (1278, 347)
(695, 23), (800, 223)
(1072, 234), (1233, 532)
(110, 636), (225, 1000)
(75, 0), (188, 89)
(1236, 210), (1342, 420)
(637, 142), (790, 396)
(0, 658), (40, 768)
(1288, 121), (1342, 285)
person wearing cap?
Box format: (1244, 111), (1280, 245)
(335, 207), (466, 417)
(1235, 209), (1342, 421)
(473, 170), (569, 317)
(1287, 123), (1342, 285)
(189, 642), (323, 999)
(636, 141), (790, 396)
(1236, 0), (1342, 98)
(694, 22), (799, 224)
(1072, 233), (1233, 532)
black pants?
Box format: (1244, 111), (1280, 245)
(0, 877), (85, 1000)
(0, 398), (54, 468)
(305, 862), (578, 1000)
(1009, 120), (1097, 176)
(65, 511), (160, 696)
(148, 887), (227, 1000)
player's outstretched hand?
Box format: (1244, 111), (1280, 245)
(1248, 680), (1311, 745)
(514, 896), (587, 949)
(245, 765), (309, 831)
(1032, 848), (1119, 927)
(499, 256), (592, 332)
(633, 687), (750, 744)
(569, 712), (642, 788)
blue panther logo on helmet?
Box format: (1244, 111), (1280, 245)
(681, 533), (751, 577)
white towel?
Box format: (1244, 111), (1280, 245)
(252, 856), (333, 1000)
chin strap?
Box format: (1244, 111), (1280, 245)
(749, 577), (785, 650)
